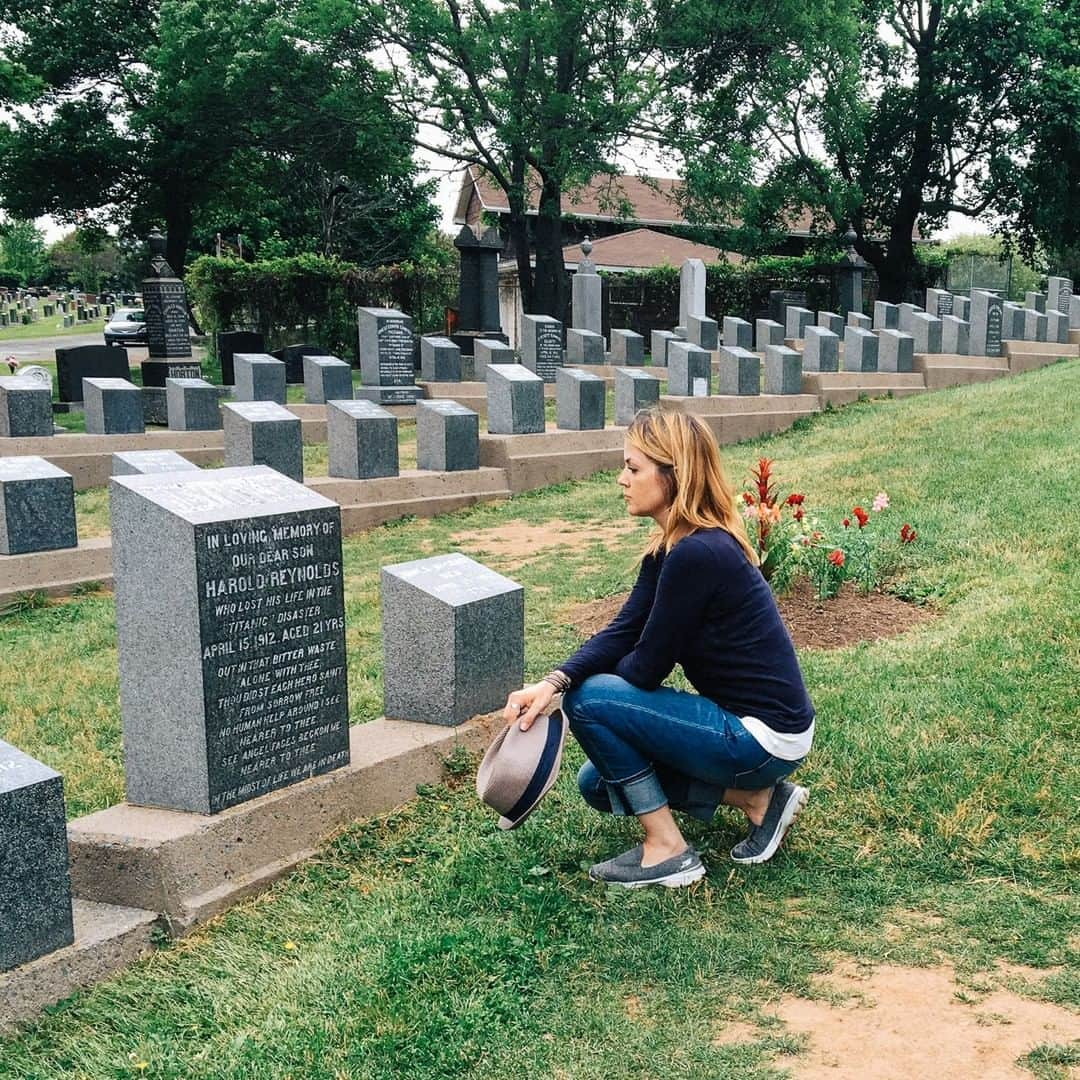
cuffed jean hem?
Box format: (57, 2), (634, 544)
(598, 765), (670, 817)
(578, 761), (723, 821)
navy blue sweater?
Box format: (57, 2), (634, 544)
(561, 528), (814, 733)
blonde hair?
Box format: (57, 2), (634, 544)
(626, 407), (758, 564)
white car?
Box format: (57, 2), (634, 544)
(104, 308), (147, 347)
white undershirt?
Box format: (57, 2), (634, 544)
(739, 716), (815, 761)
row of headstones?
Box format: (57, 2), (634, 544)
(3, 462), (524, 974)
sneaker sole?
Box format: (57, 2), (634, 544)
(589, 863), (707, 888)
(730, 785), (809, 865)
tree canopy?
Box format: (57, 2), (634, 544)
(0, 0), (437, 273)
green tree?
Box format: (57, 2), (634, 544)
(674, 0), (1075, 300)
(375, 0), (665, 316)
(0, 0), (436, 274)
(45, 228), (135, 293)
(0, 217), (47, 285)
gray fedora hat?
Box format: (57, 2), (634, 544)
(476, 708), (569, 830)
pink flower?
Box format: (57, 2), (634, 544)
(741, 503), (756, 520)
(872, 492), (889, 512)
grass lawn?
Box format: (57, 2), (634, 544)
(0, 362), (1077, 1077)
(0, 317), (106, 343)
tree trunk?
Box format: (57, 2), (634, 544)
(508, 161), (534, 313)
(164, 200), (202, 333)
(531, 174), (565, 319)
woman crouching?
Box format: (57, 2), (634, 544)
(503, 408), (814, 887)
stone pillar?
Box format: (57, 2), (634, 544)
(834, 225), (867, 317)
(141, 230), (200, 387)
(453, 225), (506, 356)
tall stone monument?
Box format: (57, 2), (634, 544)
(452, 225), (506, 357)
(356, 308), (422, 405)
(834, 225), (866, 316)
(140, 230), (201, 388)
(679, 259), (706, 330)
(571, 237), (603, 340)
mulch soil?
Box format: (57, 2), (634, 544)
(568, 577), (935, 650)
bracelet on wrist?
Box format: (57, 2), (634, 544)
(541, 670), (571, 693)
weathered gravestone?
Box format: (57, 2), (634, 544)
(566, 328), (605, 365)
(679, 259), (706, 330)
(302, 356), (353, 405)
(926, 288), (954, 317)
(1022, 309), (1048, 342)
(873, 301), (899, 331)
(356, 308), (422, 404)
(380, 553), (523, 727)
(519, 315), (563, 383)
(969, 291), (1004, 357)
(83, 377), (145, 435)
(415, 400), (479, 472)
(722, 317), (751, 350)
(216, 331), (265, 386)
(843, 327), (879, 371)
(1045, 309), (1070, 344)
(272, 344), (320, 385)
(0, 457), (77, 554)
(141, 230), (198, 388)
(56, 345), (131, 404)
(684, 315), (718, 351)
(486, 364), (545, 435)
(755, 319), (784, 352)
(614, 368), (659, 425)
(764, 345), (802, 395)
(327, 399), (398, 479)
(897, 303), (924, 333)
(571, 240), (603, 338)
(234, 354), (287, 405)
(1046, 276), (1072, 316)
(878, 329), (915, 373)
(0, 740), (75, 972)
(419, 337), (462, 383)
(473, 338), (516, 379)
(785, 307), (814, 340)
(803, 326), (839, 372)
(609, 329), (644, 366)
(817, 311), (844, 336)
(223, 402), (303, 483)
(717, 346), (761, 396)
(847, 311), (872, 331)
(1001, 304), (1025, 341)
(112, 450), (199, 477)
(910, 312), (943, 354)
(556, 367), (605, 430)
(452, 224), (505, 358)
(111, 467), (349, 814)
(0, 377), (52, 437)
(941, 315), (970, 355)
(953, 295), (971, 321)
(649, 330), (677, 367)
(167, 377), (222, 431)
(1024, 291), (1046, 314)
(768, 289), (807, 327)
(664, 341), (709, 397)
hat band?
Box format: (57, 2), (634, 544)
(503, 713), (563, 822)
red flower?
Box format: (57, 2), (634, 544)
(900, 523), (917, 543)
(842, 517), (851, 528)
(827, 549), (845, 567)
(785, 493), (805, 506)
(853, 506), (869, 528)
(742, 491), (755, 505)
(793, 508), (804, 521)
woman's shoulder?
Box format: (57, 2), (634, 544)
(668, 528), (748, 570)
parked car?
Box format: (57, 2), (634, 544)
(104, 308), (148, 347)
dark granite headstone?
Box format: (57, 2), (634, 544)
(721, 317), (750, 350)
(520, 315), (563, 383)
(803, 327), (840, 372)
(302, 355), (353, 404)
(356, 308), (422, 405)
(141, 230), (193, 385)
(273, 344), (321, 385)
(0, 456), (77, 554)
(0, 740), (75, 972)
(380, 553), (523, 726)
(327, 399), (399, 479)
(415, 400), (479, 472)
(764, 345), (803, 394)
(768, 289), (807, 326)
(0, 377), (53, 437)
(717, 346), (761, 395)
(234, 353), (287, 405)
(785, 307), (815, 340)
(614, 368), (660, 425)
(555, 367), (605, 430)
(419, 337), (463, 382)
(217, 331), (266, 386)
(969, 291), (1003, 357)
(83, 377), (145, 435)
(668, 342), (712, 396)
(112, 450), (200, 477)
(686, 315), (719, 351)
(609, 329), (644, 366)
(873, 301), (899, 331)
(649, 330), (677, 368)
(941, 315), (970, 355)
(565, 328), (605, 365)
(55, 345), (131, 403)
(486, 364), (545, 434)
(110, 466), (350, 814)
(878, 329), (915, 372)
(843, 327), (879, 371)
(454, 225), (503, 336)
(223, 402), (303, 483)
(755, 319), (784, 352)
(166, 377), (223, 431)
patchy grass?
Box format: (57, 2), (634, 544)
(0, 316), (106, 343)
(0, 362), (1077, 1077)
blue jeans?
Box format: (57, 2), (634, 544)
(563, 674), (802, 821)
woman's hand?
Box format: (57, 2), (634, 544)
(502, 681), (557, 731)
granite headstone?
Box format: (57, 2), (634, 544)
(755, 319), (784, 352)
(0, 377), (52, 437)
(233, 354), (287, 405)
(873, 301), (899, 331)
(486, 364), (545, 435)
(843, 326), (879, 371)
(878, 329), (915, 373)
(302, 356), (353, 405)
(667, 341), (712, 397)
(419, 337), (463, 383)
(0, 456), (77, 554)
(519, 316), (563, 383)
(55, 345), (130, 404)
(609, 328), (644, 366)
(356, 307), (422, 404)
(941, 315), (970, 355)
(326, 399), (398, 479)
(717, 346), (761, 395)
(556, 367), (605, 430)
(614, 367), (659, 425)
(565, 328), (605, 365)
(166, 377), (222, 431)
(415, 399), (479, 472)
(223, 402), (303, 483)
(969, 291), (1004, 357)
(216, 331), (265, 386)
(112, 450), (200, 477)
(763, 345), (802, 395)
(785, 307), (814, 340)
(82, 377), (145, 435)
(803, 326), (839, 372)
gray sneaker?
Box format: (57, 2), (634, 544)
(730, 781), (809, 864)
(588, 844), (706, 888)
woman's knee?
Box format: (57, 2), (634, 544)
(563, 673), (633, 729)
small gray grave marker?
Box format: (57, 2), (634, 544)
(0, 377), (52, 438)
(1023, 309), (1048, 342)
(941, 315), (970, 355)
(473, 338), (516, 379)
(327, 399), (398, 479)
(614, 368), (659, 425)
(83, 377), (145, 435)
(609, 328), (644, 366)
(415, 400), (479, 472)
(721, 317), (751, 350)
(817, 311), (843, 336)
(910, 312), (943, 354)
(233, 353), (287, 405)
(556, 367), (605, 430)
(873, 301), (899, 331)
(803, 326), (840, 372)
(649, 330), (677, 368)
(843, 327), (879, 371)
(519, 315), (563, 383)
(356, 307), (422, 404)
(380, 554), (523, 727)
(0, 456), (77, 554)
(878, 329), (915, 372)
(686, 315), (719, 351)
(419, 337), (462, 383)
(223, 401), (303, 482)
(166, 377), (222, 431)
(112, 450), (199, 477)
(566, 328), (605, 365)
(667, 341), (712, 396)
(486, 364), (545, 434)
(763, 345), (802, 395)
(785, 307), (815, 340)
(303, 356), (353, 404)
(717, 346), (761, 395)
(969, 291), (1004, 357)
(847, 312), (872, 331)
(755, 319), (784, 352)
